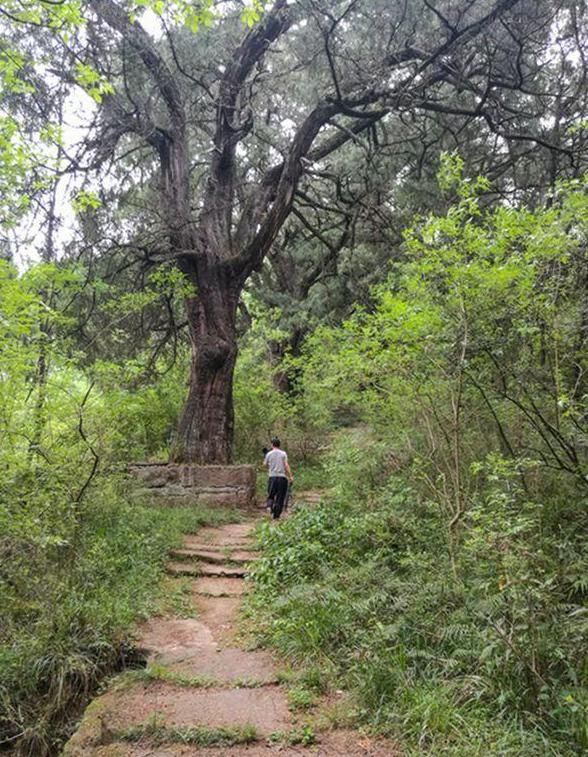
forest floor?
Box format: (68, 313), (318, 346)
(62, 494), (398, 757)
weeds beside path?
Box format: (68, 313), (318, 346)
(0, 498), (238, 757)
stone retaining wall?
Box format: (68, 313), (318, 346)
(128, 463), (257, 508)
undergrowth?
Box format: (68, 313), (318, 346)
(247, 441), (587, 756)
(0, 477), (238, 756)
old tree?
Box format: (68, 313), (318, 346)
(15, 0), (585, 463)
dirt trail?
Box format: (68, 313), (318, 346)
(63, 510), (396, 756)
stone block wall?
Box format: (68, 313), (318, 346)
(128, 463), (257, 508)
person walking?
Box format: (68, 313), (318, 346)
(263, 438), (293, 520)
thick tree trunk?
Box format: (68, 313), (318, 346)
(171, 263), (240, 464)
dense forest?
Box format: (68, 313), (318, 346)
(1, 0), (587, 754)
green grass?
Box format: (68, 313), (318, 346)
(287, 685), (318, 712)
(156, 577), (197, 618)
(276, 665), (327, 712)
(292, 461), (330, 492)
(127, 664), (217, 689)
(127, 664), (274, 689)
(268, 725), (316, 746)
(255, 460), (330, 501)
(247, 474), (585, 757)
(118, 719), (257, 746)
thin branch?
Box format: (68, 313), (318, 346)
(74, 382), (100, 504)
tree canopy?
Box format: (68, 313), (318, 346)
(5, 0), (588, 462)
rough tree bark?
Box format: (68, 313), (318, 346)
(172, 261), (241, 463)
(86, 0), (533, 463)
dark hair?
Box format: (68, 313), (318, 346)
(271, 437), (281, 448)
(262, 447), (268, 456)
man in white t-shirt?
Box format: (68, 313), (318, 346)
(263, 438), (293, 520)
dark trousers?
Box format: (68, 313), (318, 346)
(267, 476), (289, 519)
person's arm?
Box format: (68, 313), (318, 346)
(285, 460), (293, 482)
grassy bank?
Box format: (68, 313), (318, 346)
(247, 450), (587, 756)
(0, 478), (238, 756)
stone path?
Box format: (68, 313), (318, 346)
(63, 515), (396, 756)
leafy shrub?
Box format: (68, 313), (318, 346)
(233, 342), (290, 462)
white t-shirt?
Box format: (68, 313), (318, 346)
(264, 448), (288, 478)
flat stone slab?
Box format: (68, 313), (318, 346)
(96, 681), (291, 735)
(167, 647), (278, 684)
(192, 577), (249, 596)
(193, 595), (240, 637)
(124, 748), (306, 757)
(171, 548), (255, 564)
(122, 747), (308, 756)
(139, 619), (218, 664)
(181, 541), (258, 553)
(195, 523), (255, 544)
(167, 562), (247, 578)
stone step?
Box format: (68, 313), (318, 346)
(167, 562), (247, 579)
(139, 618), (216, 662)
(192, 594), (240, 643)
(105, 681), (290, 733)
(170, 548), (255, 565)
(181, 541), (258, 553)
(195, 524), (256, 543)
(113, 744), (305, 756)
(184, 538), (255, 551)
(164, 648), (279, 684)
(104, 730), (398, 756)
(192, 577), (248, 596)
(63, 681), (292, 754)
(137, 618), (278, 684)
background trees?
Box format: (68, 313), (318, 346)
(1, 3), (588, 753)
(249, 0), (588, 380)
(6, 0), (588, 462)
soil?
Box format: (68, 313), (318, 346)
(63, 503), (399, 757)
